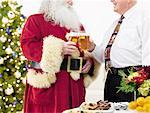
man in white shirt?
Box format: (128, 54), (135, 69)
(90, 0), (150, 102)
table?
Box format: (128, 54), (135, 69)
(115, 110), (136, 113)
(63, 108), (136, 113)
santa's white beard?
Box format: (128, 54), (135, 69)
(54, 6), (81, 32)
(39, 0), (81, 32)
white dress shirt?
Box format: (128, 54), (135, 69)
(92, 3), (150, 68)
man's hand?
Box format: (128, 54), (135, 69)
(82, 58), (93, 74)
(88, 39), (96, 52)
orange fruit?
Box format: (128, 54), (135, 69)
(145, 96), (150, 104)
(143, 103), (150, 112)
(136, 97), (145, 106)
(128, 101), (137, 110)
(136, 106), (143, 112)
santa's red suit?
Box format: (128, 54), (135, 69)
(20, 14), (100, 113)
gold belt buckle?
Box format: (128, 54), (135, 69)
(67, 56), (83, 73)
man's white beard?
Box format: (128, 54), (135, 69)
(39, 0), (81, 32)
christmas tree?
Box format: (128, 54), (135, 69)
(0, 0), (26, 112)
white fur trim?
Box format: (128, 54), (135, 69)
(70, 71), (80, 81)
(83, 74), (93, 88)
(26, 69), (56, 88)
(40, 35), (64, 74)
(83, 59), (101, 88)
(22, 77), (26, 85)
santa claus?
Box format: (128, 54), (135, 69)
(20, 0), (100, 112)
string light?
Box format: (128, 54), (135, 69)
(6, 69), (9, 71)
(11, 108), (14, 111)
(0, 58), (4, 64)
(16, 84), (19, 87)
(3, 46), (6, 49)
(13, 81), (16, 84)
(13, 97), (16, 100)
(17, 80), (20, 83)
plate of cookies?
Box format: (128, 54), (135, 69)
(63, 100), (114, 113)
(79, 100), (114, 113)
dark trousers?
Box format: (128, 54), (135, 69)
(104, 69), (134, 102)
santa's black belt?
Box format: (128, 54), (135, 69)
(31, 57), (85, 71)
(109, 65), (142, 75)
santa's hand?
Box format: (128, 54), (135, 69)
(82, 58), (93, 74)
(63, 41), (79, 57)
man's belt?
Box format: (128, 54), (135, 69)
(109, 65), (142, 75)
(31, 57), (85, 72)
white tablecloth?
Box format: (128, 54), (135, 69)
(63, 109), (136, 113)
(63, 102), (137, 113)
(115, 110), (136, 113)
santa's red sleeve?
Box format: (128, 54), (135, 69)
(20, 15), (64, 74)
(20, 15), (64, 88)
(20, 15), (43, 62)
